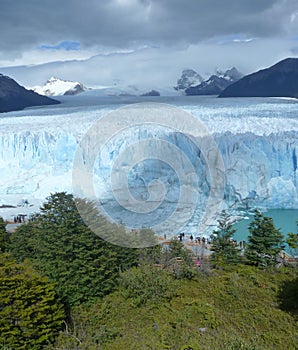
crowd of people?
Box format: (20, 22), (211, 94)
(13, 214), (26, 223)
(162, 232), (247, 252)
(176, 232), (212, 245)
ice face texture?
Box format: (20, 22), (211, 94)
(0, 96), (297, 212)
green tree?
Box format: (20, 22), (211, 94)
(0, 217), (8, 252)
(287, 232), (298, 250)
(286, 222), (298, 257)
(245, 210), (285, 268)
(0, 253), (65, 349)
(8, 192), (141, 306)
(166, 239), (193, 265)
(139, 239), (163, 265)
(210, 211), (240, 268)
(162, 239), (196, 279)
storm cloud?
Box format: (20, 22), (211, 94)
(1, 0), (298, 87)
(1, 0), (298, 55)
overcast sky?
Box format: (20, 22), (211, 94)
(1, 0), (298, 87)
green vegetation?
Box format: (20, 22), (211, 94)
(0, 253), (65, 349)
(53, 265), (298, 350)
(0, 217), (8, 252)
(163, 239), (197, 279)
(211, 211), (240, 268)
(287, 222), (298, 257)
(119, 263), (178, 306)
(245, 210), (285, 268)
(1, 193), (297, 349)
(287, 232), (298, 250)
(8, 192), (142, 306)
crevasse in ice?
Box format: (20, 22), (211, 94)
(0, 96), (297, 216)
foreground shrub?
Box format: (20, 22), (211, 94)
(0, 253), (65, 349)
(120, 264), (178, 306)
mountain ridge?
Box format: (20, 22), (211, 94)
(219, 58), (298, 98)
(0, 74), (60, 113)
(175, 67), (243, 95)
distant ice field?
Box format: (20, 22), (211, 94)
(0, 95), (298, 135)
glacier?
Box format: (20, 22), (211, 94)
(0, 94), (297, 235)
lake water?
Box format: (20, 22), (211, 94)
(233, 209), (298, 254)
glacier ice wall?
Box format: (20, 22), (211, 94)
(216, 131), (298, 208)
(0, 126), (297, 209)
(0, 131), (77, 198)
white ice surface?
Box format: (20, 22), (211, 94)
(0, 94), (297, 235)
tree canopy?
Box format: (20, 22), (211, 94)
(286, 222), (298, 257)
(210, 211), (240, 268)
(4, 191), (297, 349)
(8, 192), (143, 306)
(0, 253), (65, 349)
(0, 216), (8, 252)
(245, 210), (284, 268)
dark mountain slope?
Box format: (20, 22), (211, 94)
(219, 58), (298, 98)
(0, 74), (60, 113)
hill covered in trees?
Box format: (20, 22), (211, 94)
(0, 193), (297, 349)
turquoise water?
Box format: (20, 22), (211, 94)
(233, 209), (298, 250)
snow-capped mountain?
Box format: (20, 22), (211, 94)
(216, 67), (243, 81)
(0, 73), (59, 113)
(175, 69), (203, 91)
(33, 77), (88, 96)
(182, 67), (243, 95)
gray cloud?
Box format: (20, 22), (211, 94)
(1, 37), (294, 89)
(0, 0), (298, 57)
